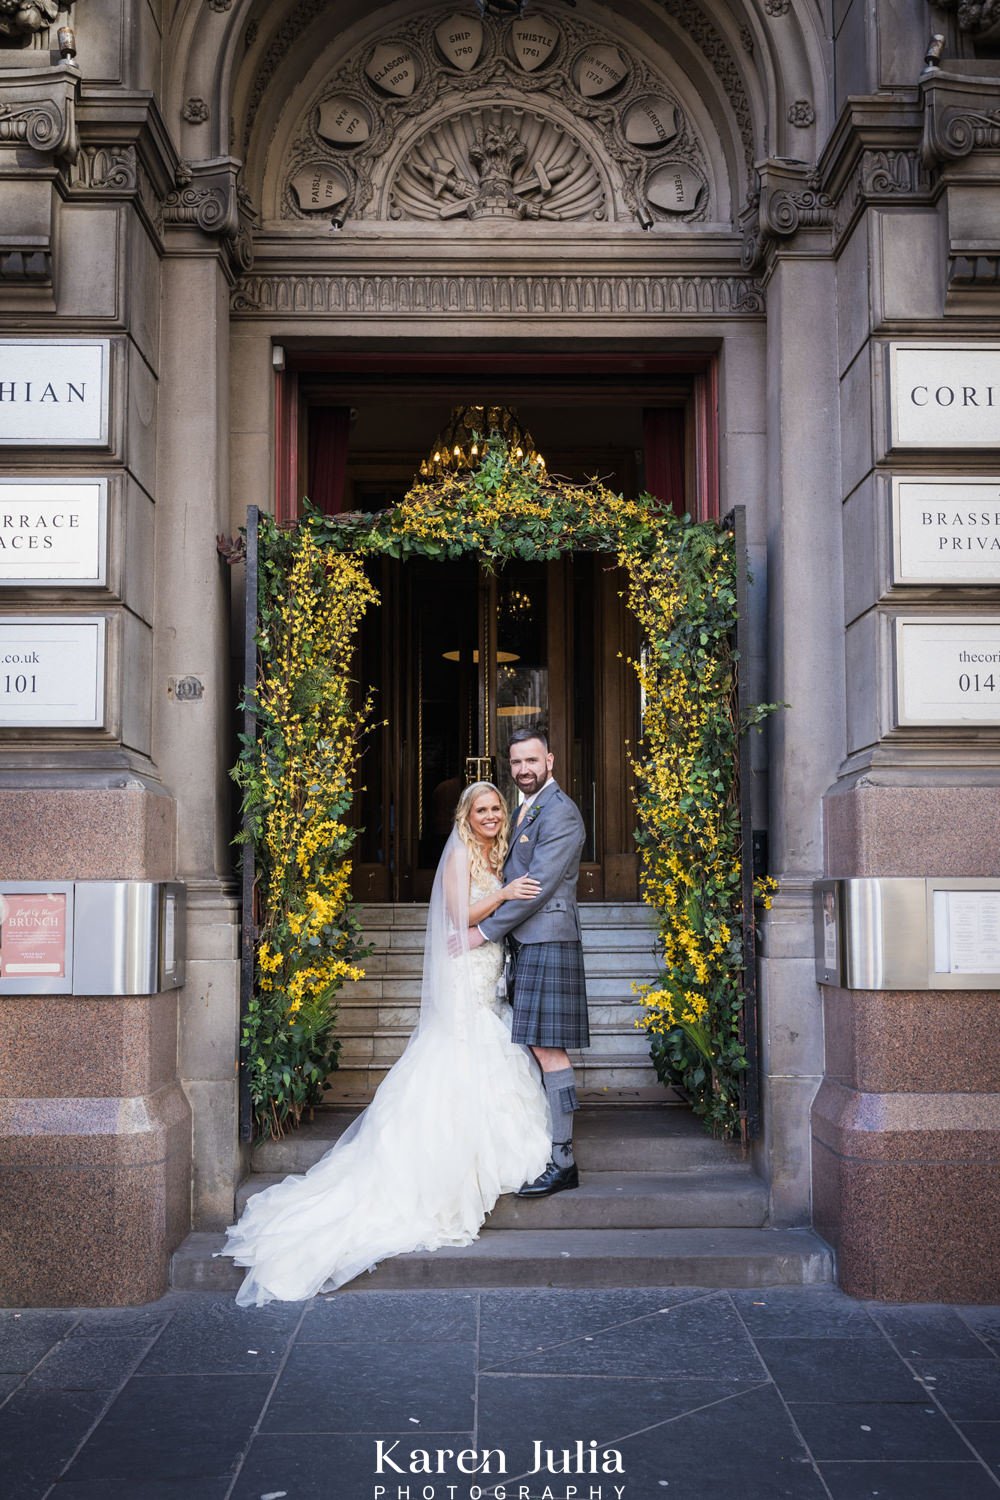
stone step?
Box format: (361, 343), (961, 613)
(323, 1063), (665, 1107)
(325, 1071), (670, 1106)
(340, 964), (658, 993)
(355, 903), (657, 930)
(336, 999), (649, 1032)
(361, 929), (659, 956)
(235, 1166), (768, 1228)
(172, 1226), (833, 1294)
(338, 1029), (655, 1065)
(252, 1107), (736, 1176)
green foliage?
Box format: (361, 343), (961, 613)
(236, 441), (777, 1140)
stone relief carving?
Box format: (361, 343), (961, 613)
(183, 98), (210, 124)
(740, 161), (832, 270)
(787, 99), (815, 127)
(653, 0), (754, 186)
(388, 107), (606, 221)
(830, 149), (933, 244)
(0, 0), (60, 40)
(763, 0), (790, 13)
(232, 269), (765, 318)
(163, 157), (259, 275)
(0, 67), (78, 160)
(70, 145), (138, 192)
(934, 0), (1000, 33)
(282, 8), (709, 227)
(922, 75), (1000, 166)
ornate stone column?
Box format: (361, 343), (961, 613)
(742, 163), (845, 1227)
(156, 158), (254, 1230)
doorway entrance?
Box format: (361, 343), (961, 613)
(353, 550), (640, 903)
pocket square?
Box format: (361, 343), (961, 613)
(518, 833), (530, 843)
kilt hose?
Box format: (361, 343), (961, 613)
(508, 938), (590, 1050)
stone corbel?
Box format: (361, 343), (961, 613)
(0, 63), (79, 162)
(920, 69), (1000, 305)
(162, 155), (257, 278)
(921, 71), (1000, 166)
(739, 160), (833, 271)
(0, 62), (79, 299)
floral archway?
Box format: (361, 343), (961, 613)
(234, 439), (775, 1139)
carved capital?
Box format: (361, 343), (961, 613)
(163, 156), (257, 276)
(740, 160), (832, 270)
(922, 73), (1000, 167)
(0, 65), (79, 162)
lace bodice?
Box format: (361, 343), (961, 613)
(469, 875), (508, 1018)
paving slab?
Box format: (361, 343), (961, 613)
(0, 1286), (997, 1500)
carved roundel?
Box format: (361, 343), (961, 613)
(279, 6), (712, 228)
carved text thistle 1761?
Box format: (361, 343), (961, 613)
(281, 7), (710, 228)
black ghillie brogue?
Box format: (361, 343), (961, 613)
(515, 1160), (580, 1198)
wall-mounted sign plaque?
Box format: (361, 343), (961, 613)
(0, 615), (106, 728)
(0, 479), (107, 586)
(0, 891), (68, 979)
(933, 889), (1000, 975)
(895, 616), (1000, 725)
(889, 343), (1000, 449)
(892, 477), (1000, 585)
(0, 340), (110, 447)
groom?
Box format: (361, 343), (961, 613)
(466, 727), (589, 1197)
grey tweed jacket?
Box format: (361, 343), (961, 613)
(478, 780), (586, 946)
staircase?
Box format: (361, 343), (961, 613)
(172, 1108), (832, 1292)
(327, 902), (672, 1105)
(170, 902), (833, 1292)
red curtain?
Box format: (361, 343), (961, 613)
(307, 406), (351, 515)
(642, 407), (685, 515)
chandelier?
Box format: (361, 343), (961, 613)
(419, 404), (546, 479)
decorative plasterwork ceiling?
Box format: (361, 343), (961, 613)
(276, 7), (713, 228)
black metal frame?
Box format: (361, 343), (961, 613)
(726, 504), (761, 1142)
(238, 505), (260, 1144)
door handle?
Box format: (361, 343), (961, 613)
(465, 755), (497, 786)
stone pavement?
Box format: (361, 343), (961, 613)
(1, 1286), (999, 1500)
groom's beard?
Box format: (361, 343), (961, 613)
(514, 769), (548, 796)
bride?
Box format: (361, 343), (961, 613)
(219, 781), (552, 1305)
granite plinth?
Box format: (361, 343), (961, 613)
(823, 985), (1000, 1094)
(0, 1082), (191, 1306)
(0, 788), (175, 880)
(824, 781), (1000, 876)
(812, 1079), (1000, 1302)
(0, 993), (178, 1099)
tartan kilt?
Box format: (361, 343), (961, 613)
(509, 940), (590, 1049)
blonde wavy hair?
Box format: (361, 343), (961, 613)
(454, 781), (510, 887)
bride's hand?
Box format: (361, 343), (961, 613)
(503, 875), (541, 901)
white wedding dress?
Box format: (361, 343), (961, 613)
(219, 838), (551, 1306)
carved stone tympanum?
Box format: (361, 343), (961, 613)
(282, 7), (710, 229)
